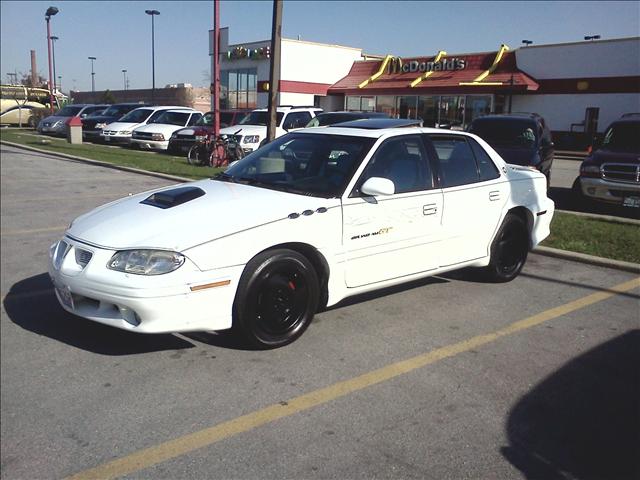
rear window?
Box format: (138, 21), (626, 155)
(469, 119), (538, 149)
(601, 122), (640, 152)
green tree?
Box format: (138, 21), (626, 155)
(19, 72), (48, 88)
(100, 89), (116, 104)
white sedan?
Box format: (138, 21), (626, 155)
(49, 119), (554, 348)
(130, 109), (201, 150)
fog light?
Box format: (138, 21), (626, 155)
(118, 306), (141, 326)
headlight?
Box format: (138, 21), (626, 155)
(580, 164), (601, 177)
(243, 135), (260, 144)
(95, 122), (107, 129)
(119, 130), (131, 135)
(151, 133), (165, 141)
(195, 135), (207, 142)
(53, 120), (63, 127)
(107, 250), (185, 275)
(170, 132), (178, 139)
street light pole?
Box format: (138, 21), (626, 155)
(88, 56), (96, 92)
(50, 35), (58, 91)
(145, 9), (160, 103)
(45, 6), (59, 113)
(58, 75), (62, 93)
(122, 69), (127, 90)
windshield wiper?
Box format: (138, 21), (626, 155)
(213, 172), (237, 182)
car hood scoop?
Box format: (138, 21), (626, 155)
(66, 179), (333, 252)
(141, 186), (205, 209)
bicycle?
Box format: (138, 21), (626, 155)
(187, 130), (244, 167)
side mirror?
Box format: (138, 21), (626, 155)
(361, 177), (395, 196)
(80, 113), (87, 118)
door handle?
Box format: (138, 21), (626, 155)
(489, 191), (500, 201)
(423, 203), (438, 215)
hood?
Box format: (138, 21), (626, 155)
(588, 148), (640, 166)
(66, 179), (334, 251)
(41, 115), (69, 124)
(220, 125), (265, 137)
(103, 121), (141, 130)
(492, 146), (538, 167)
(134, 123), (185, 134)
(82, 115), (122, 126)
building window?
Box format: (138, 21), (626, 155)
(346, 96), (361, 111)
(396, 96), (418, 119)
(464, 95), (492, 127)
(360, 96), (375, 112)
(221, 68), (257, 110)
(418, 96), (438, 127)
(375, 96), (395, 117)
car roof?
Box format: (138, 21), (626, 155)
(329, 118), (423, 129)
(253, 106), (323, 113)
(297, 125), (471, 139)
(472, 113), (540, 122)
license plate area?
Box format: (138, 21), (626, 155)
(623, 196), (640, 208)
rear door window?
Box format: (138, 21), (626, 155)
(467, 137), (500, 181)
(429, 135), (480, 187)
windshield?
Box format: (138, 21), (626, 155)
(469, 119), (538, 148)
(196, 113), (213, 126)
(238, 111), (284, 126)
(100, 105), (134, 117)
(601, 122), (640, 152)
(119, 108), (153, 123)
(56, 106), (83, 117)
(306, 113), (360, 127)
(150, 111), (190, 126)
(220, 133), (375, 198)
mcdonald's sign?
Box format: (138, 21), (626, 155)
(387, 56), (466, 74)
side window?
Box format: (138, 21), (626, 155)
(187, 113), (201, 126)
(283, 112), (312, 130)
(467, 137), (500, 181)
(430, 135), (479, 188)
(357, 136), (432, 194)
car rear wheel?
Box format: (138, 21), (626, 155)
(483, 214), (529, 282)
(234, 249), (319, 348)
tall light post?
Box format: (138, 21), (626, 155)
(58, 75), (62, 93)
(50, 35), (58, 91)
(122, 69), (127, 90)
(88, 56), (96, 92)
(45, 6), (59, 113)
(145, 9), (160, 103)
(522, 39), (533, 47)
(584, 35), (601, 41)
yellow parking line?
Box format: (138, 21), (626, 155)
(1, 226), (66, 236)
(66, 276), (640, 480)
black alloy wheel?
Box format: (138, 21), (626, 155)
(234, 249), (319, 348)
(484, 214), (529, 282)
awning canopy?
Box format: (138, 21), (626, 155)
(329, 50), (539, 96)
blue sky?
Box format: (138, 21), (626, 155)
(1, 1), (638, 92)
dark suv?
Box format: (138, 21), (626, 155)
(577, 115), (640, 207)
(82, 103), (146, 141)
(167, 110), (250, 154)
(468, 113), (554, 185)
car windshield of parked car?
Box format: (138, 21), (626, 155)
(219, 133), (375, 198)
(150, 111), (190, 126)
(238, 111), (284, 126)
(56, 106), (83, 117)
(196, 113), (213, 126)
(100, 105), (133, 117)
(119, 108), (153, 123)
(601, 122), (640, 152)
(470, 119), (538, 148)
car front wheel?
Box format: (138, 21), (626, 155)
(234, 249), (319, 348)
(483, 214), (529, 282)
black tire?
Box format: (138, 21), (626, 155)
(234, 249), (319, 348)
(187, 144), (206, 166)
(482, 214), (529, 283)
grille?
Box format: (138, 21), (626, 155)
(601, 163), (640, 184)
(177, 134), (195, 139)
(103, 130), (117, 135)
(132, 131), (153, 140)
(75, 248), (93, 268)
(609, 189), (640, 198)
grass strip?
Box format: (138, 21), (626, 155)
(542, 211), (640, 264)
(0, 128), (222, 180)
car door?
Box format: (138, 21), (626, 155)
(342, 134), (444, 288)
(428, 134), (507, 267)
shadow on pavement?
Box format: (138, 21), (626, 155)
(501, 330), (640, 480)
(549, 184), (640, 220)
(3, 273), (195, 355)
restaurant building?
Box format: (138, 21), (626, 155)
(328, 36), (640, 145)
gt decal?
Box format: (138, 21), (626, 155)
(351, 227), (393, 240)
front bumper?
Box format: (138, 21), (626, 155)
(38, 124), (66, 135)
(130, 138), (169, 150)
(100, 132), (131, 144)
(83, 130), (103, 141)
(48, 236), (242, 333)
(580, 177), (640, 205)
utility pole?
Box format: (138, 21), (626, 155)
(212, 0), (220, 136)
(266, 0), (282, 143)
(45, 6), (59, 113)
(88, 56), (96, 92)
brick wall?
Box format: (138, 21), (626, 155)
(69, 87), (210, 113)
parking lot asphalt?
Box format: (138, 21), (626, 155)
(1, 144), (639, 480)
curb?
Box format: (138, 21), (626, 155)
(1, 140), (193, 183)
(533, 246), (640, 274)
(555, 209), (640, 226)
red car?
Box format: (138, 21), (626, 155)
(168, 110), (249, 154)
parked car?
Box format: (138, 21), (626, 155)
(81, 103), (145, 141)
(37, 104), (109, 136)
(48, 120), (553, 348)
(219, 106), (322, 153)
(0, 100), (47, 127)
(130, 109), (201, 150)
(576, 115), (640, 207)
(167, 110), (250, 154)
(306, 111), (389, 127)
(100, 105), (188, 144)
(468, 113), (554, 186)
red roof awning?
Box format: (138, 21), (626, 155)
(329, 51), (538, 95)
